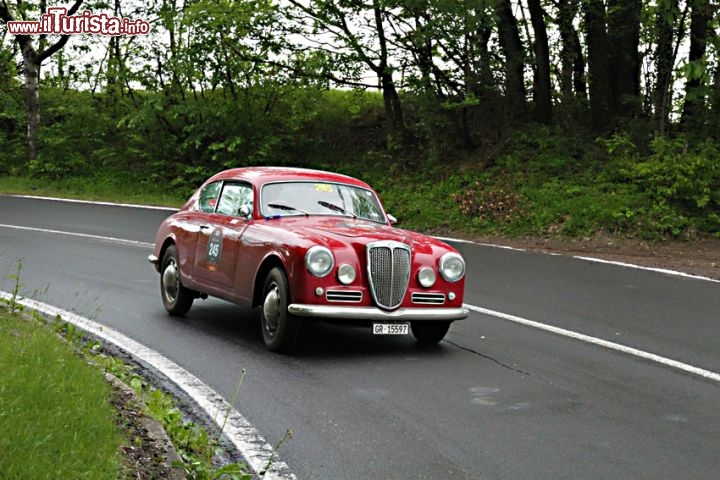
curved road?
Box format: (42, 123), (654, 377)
(1, 195), (719, 479)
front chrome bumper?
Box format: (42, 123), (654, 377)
(288, 304), (469, 321)
(148, 254), (159, 272)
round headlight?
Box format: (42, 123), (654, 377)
(305, 246), (334, 277)
(337, 264), (356, 285)
(417, 267), (436, 288)
(439, 252), (465, 282)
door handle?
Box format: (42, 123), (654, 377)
(200, 225), (211, 231)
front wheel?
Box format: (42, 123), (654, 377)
(411, 321), (451, 345)
(260, 267), (302, 353)
(160, 244), (194, 316)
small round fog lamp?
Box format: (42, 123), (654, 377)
(417, 267), (436, 288)
(337, 264), (356, 285)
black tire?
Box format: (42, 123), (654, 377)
(411, 321), (451, 345)
(260, 267), (302, 353)
(160, 244), (194, 316)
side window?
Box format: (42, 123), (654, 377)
(199, 182), (222, 213)
(216, 183), (253, 217)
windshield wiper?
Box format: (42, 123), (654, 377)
(266, 203), (309, 217)
(318, 200), (357, 219)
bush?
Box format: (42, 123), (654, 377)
(611, 134), (720, 236)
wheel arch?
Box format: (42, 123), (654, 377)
(252, 255), (287, 308)
(158, 237), (177, 266)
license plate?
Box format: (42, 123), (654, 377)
(373, 323), (410, 335)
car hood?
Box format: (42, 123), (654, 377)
(277, 216), (451, 252)
(311, 219), (408, 240)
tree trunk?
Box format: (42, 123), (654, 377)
(653, 0), (679, 133)
(20, 45), (41, 161)
(380, 71), (404, 136)
(607, 0), (642, 116)
(558, 0), (575, 100)
(495, 0), (526, 115)
(527, 0), (552, 123)
(713, 58), (720, 116)
(681, 0), (711, 126)
(374, 0), (404, 135)
(583, 0), (612, 129)
(712, 28), (720, 116)
(557, 0), (587, 99)
(571, 27), (586, 97)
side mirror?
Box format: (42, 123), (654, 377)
(387, 214), (398, 225)
(238, 204), (252, 219)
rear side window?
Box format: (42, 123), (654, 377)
(199, 182), (222, 213)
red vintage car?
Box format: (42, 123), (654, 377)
(149, 167), (468, 352)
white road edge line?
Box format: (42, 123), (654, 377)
(572, 255), (720, 283)
(0, 291), (296, 480)
(435, 237), (719, 283)
(2, 194), (178, 211)
(465, 303), (720, 384)
(0, 224), (155, 249)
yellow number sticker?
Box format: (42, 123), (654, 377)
(314, 184), (334, 193)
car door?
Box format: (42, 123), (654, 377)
(193, 182), (253, 288)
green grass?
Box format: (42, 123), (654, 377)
(0, 308), (122, 480)
(0, 175), (184, 208)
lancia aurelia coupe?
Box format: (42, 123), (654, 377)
(149, 167), (468, 352)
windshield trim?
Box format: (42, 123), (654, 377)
(259, 180), (388, 224)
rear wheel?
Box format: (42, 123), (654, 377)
(160, 245), (194, 316)
(260, 267), (302, 353)
(411, 321), (451, 345)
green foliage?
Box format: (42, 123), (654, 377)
(3, 78), (720, 240)
(609, 133), (720, 236)
(130, 379), (252, 479)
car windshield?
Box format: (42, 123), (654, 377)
(260, 181), (387, 223)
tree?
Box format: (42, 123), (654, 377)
(495, 0), (526, 115)
(583, 0), (612, 128)
(285, 0), (405, 138)
(385, 1), (496, 149)
(0, 0), (84, 160)
(557, 0), (586, 102)
(607, 0), (642, 115)
(681, 0), (712, 126)
(527, 0), (552, 122)
(652, 0), (682, 133)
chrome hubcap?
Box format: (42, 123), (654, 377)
(263, 283), (280, 333)
(162, 260), (179, 303)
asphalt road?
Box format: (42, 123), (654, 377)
(1, 195), (719, 479)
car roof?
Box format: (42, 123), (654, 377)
(206, 166), (372, 189)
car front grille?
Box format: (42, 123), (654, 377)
(366, 241), (411, 310)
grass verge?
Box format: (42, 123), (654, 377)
(0, 291), (254, 480)
(0, 175), (185, 208)
(0, 307), (122, 480)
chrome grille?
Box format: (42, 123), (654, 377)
(326, 290), (363, 303)
(367, 241), (411, 310)
(412, 292), (446, 305)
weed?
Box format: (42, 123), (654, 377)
(6, 257), (24, 314)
